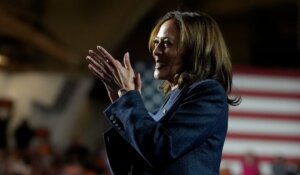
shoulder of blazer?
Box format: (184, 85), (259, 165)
(188, 79), (223, 92)
(160, 79), (223, 123)
(178, 79), (223, 103)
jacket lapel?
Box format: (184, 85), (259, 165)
(159, 85), (189, 122)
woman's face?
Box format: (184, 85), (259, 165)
(152, 19), (182, 83)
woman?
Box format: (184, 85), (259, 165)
(86, 11), (240, 175)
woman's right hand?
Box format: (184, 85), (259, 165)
(86, 48), (119, 102)
(86, 46), (142, 102)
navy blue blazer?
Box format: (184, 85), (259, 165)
(103, 79), (228, 175)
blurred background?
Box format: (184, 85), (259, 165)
(0, 0), (299, 175)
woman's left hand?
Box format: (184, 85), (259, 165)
(86, 46), (137, 93)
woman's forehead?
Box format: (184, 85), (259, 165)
(156, 20), (179, 38)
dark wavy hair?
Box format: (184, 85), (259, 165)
(149, 11), (240, 106)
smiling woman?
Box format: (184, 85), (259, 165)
(86, 11), (240, 175)
(152, 19), (182, 85)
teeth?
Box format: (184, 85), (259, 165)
(155, 58), (166, 69)
(155, 62), (166, 69)
(156, 60), (164, 64)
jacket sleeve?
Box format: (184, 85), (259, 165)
(104, 80), (228, 168)
(104, 128), (134, 175)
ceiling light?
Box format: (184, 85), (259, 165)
(0, 54), (8, 66)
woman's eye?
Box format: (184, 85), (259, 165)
(163, 41), (171, 47)
(153, 39), (172, 48)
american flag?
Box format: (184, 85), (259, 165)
(222, 67), (300, 175)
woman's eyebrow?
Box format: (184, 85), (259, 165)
(154, 36), (172, 41)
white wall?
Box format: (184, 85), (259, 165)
(0, 71), (93, 151)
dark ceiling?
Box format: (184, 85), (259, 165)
(0, 0), (299, 72)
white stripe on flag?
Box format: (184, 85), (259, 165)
(230, 96), (300, 114)
(223, 139), (300, 158)
(228, 118), (300, 136)
(233, 75), (300, 93)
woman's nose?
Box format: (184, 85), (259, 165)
(153, 44), (163, 56)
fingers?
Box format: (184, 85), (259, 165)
(86, 45), (139, 93)
(134, 73), (142, 94)
(86, 56), (115, 83)
(88, 49), (116, 75)
(123, 52), (133, 71)
(87, 46), (123, 86)
(86, 55), (102, 69)
(86, 55), (110, 78)
(96, 46), (117, 66)
(88, 64), (118, 90)
(88, 63), (106, 80)
(88, 64), (104, 79)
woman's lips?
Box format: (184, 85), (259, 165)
(155, 61), (166, 69)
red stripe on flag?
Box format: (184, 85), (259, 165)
(233, 66), (300, 78)
(229, 111), (300, 121)
(231, 90), (300, 99)
(226, 132), (300, 143)
(222, 154), (300, 163)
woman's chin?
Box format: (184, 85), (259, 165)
(154, 71), (163, 80)
(153, 75), (160, 80)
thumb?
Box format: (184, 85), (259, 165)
(123, 52), (133, 71)
(134, 73), (142, 94)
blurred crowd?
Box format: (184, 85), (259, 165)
(0, 119), (111, 175)
(220, 153), (300, 175)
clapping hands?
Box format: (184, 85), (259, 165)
(86, 46), (141, 102)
